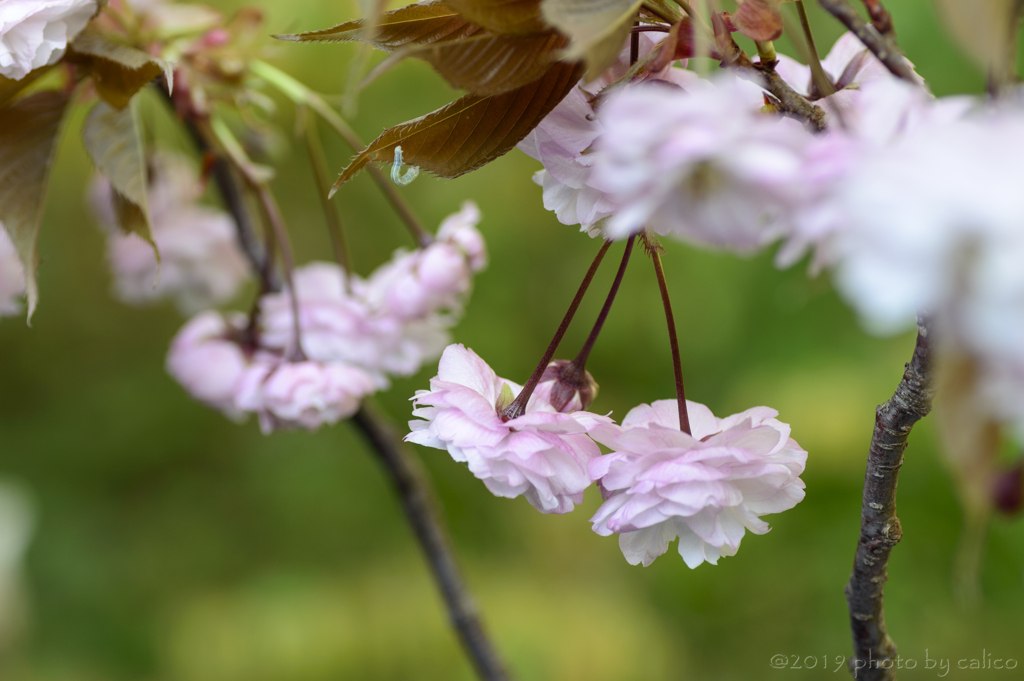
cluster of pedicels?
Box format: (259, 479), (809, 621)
(526, 28), (1024, 482)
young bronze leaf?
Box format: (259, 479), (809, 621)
(332, 60), (583, 192)
(276, 1), (478, 51)
(68, 28), (173, 109)
(541, 0), (643, 75)
(416, 31), (570, 94)
(83, 100), (156, 249)
(0, 90), (71, 321)
(442, 0), (550, 35)
(733, 0), (784, 42)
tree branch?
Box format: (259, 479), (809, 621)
(845, 318), (935, 680)
(817, 0), (916, 82)
(732, 52), (829, 132)
(351, 404), (511, 681)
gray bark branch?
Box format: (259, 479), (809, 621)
(352, 404), (511, 681)
(845, 319), (935, 680)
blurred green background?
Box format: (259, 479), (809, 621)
(1, 1), (1022, 679)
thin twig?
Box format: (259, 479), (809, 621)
(817, 0), (916, 82)
(171, 101), (276, 291)
(302, 108), (352, 281)
(733, 51), (829, 132)
(351, 404), (510, 681)
(251, 184), (305, 362)
(845, 318), (935, 680)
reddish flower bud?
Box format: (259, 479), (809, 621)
(536, 360), (599, 413)
(993, 460), (1024, 517)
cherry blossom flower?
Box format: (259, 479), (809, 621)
(90, 153), (250, 314)
(517, 34), (696, 236)
(358, 202), (485, 321)
(259, 262), (448, 379)
(234, 356), (377, 434)
(262, 204), (485, 379)
(0, 0), (96, 80)
(777, 78), (972, 272)
(592, 76), (810, 253)
(166, 310), (252, 420)
(407, 344), (613, 514)
(0, 227), (26, 318)
(588, 399), (806, 567)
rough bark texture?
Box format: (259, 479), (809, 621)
(845, 320), (935, 680)
(352, 405), (511, 681)
(818, 0), (916, 82)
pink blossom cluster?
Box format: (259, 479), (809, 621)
(90, 152), (250, 314)
(0, 227), (26, 318)
(407, 345), (807, 566)
(167, 203), (487, 434)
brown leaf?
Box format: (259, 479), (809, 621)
(332, 60), (583, 192)
(413, 30), (570, 94)
(733, 0), (783, 42)
(0, 91), (71, 321)
(278, 0), (569, 96)
(442, 0), (550, 35)
(275, 1), (478, 50)
(0, 67), (53, 108)
(68, 28), (174, 109)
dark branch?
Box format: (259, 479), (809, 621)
(845, 318), (935, 680)
(818, 0), (916, 82)
(351, 404), (511, 681)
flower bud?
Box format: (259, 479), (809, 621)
(536, 360), (599, 413)
(993, 459), (1024, 517)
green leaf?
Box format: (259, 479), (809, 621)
(0, 91), (71, 321)
(442, 0), (550, 35)
(82, 99), (156, 249)
(540, 0), (642, 77)
(68, 28), (173, 109)
(331, 60), (583, 192)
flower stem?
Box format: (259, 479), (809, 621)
(571, 236), (635, 372)
(252, 183), (306, 362)
(251, 60), (433, 248)
(646, 235), (690, 434)
(795, 0), (835, 97)
(302, 107), (352, 283)
(502, 240), (612, 420)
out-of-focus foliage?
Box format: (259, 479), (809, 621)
(0, 1), (1022, 680)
